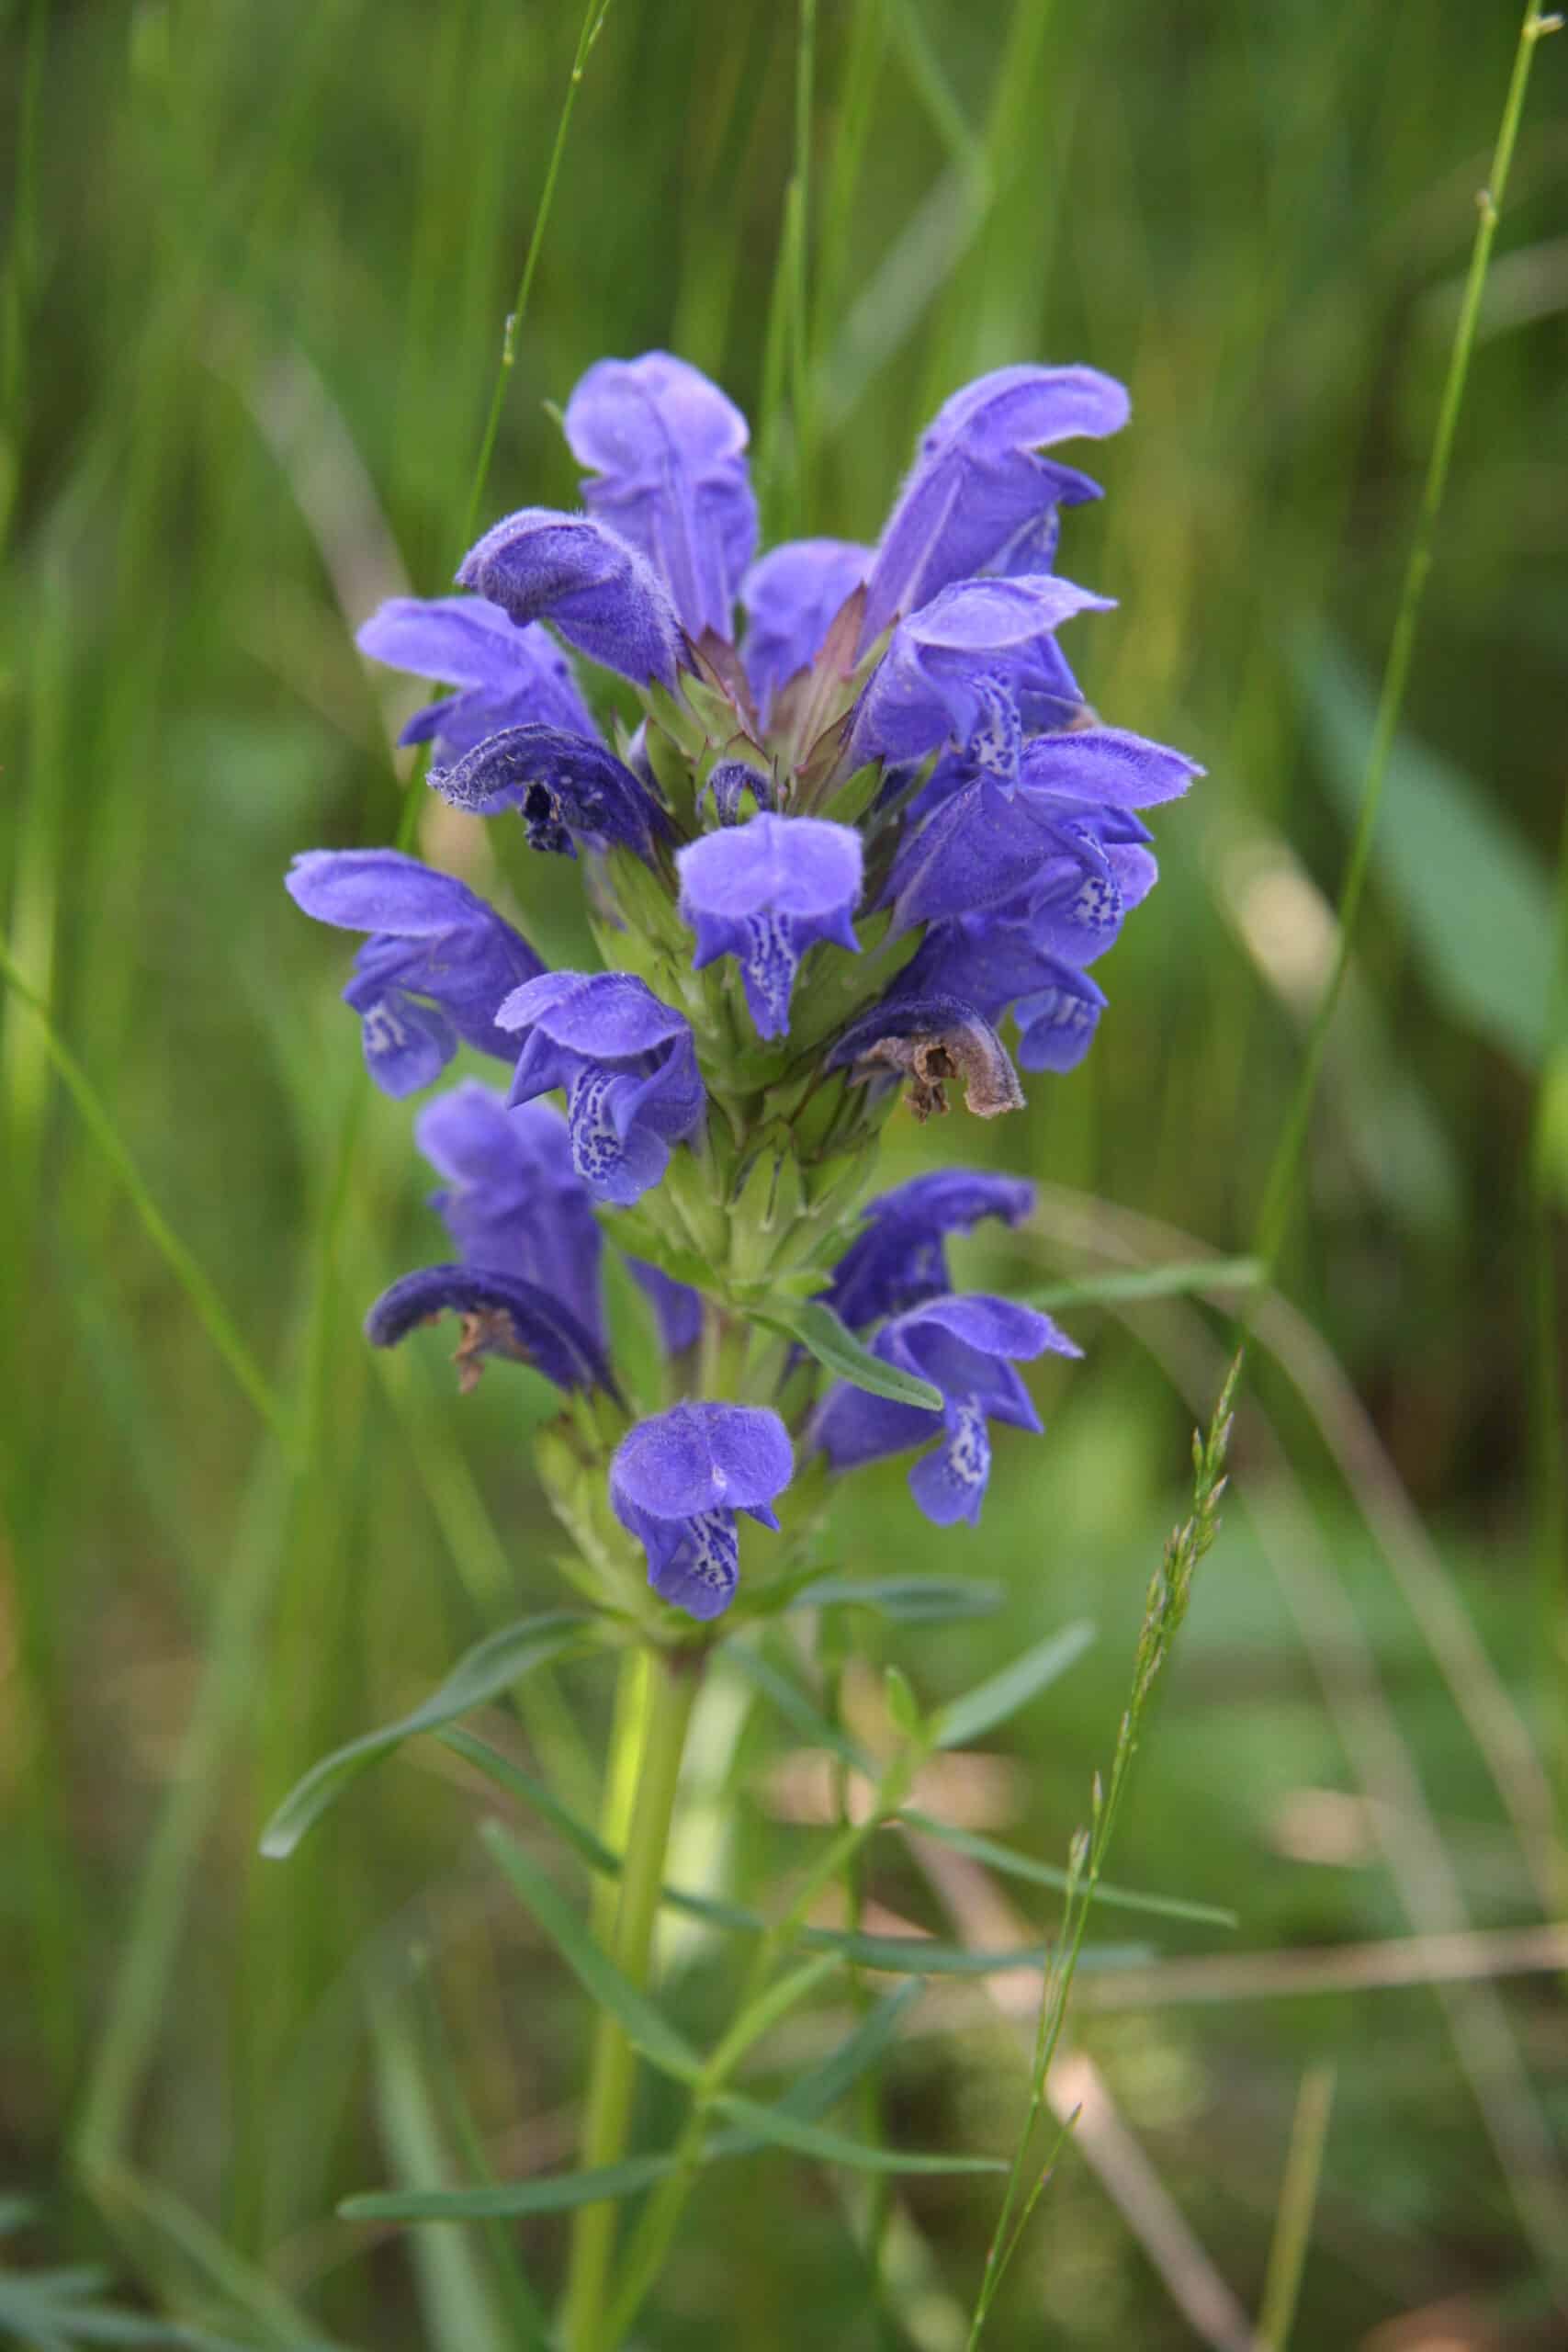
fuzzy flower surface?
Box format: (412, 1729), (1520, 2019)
(497, 971), (705, 1208)
(677, 813), (863, 1039)
(610, 1402), (794, 1619)
(290, 347), (1198, 1624)
(286, 851), (545, 1096)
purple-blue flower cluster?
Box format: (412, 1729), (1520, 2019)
(288, 350), (1196, 1623)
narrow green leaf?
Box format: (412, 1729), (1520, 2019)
(721, 1643), (875, 1774)
(1020, 1258), (1264, 1315)
(932, 1622), (1096, 1750)
(342, 2152), (679, 2225)
(899, 1812), (1238, 1929)
(347, 1993), (931, 2224)
(750, 1297), (943, 1411)
(479, 1822), (702, 2084)
(791, 1928), (1150, 1976)
(259, 1613), (594, 1859)
(367, 1996), (515, 2352)
(709, 2091), (1004, 2174)
(754, 1984), (922, 2125)
(790, 1575), (1006, 1624)
(441, 1730), (773, 1939)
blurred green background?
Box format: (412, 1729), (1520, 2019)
(2, 1), (1565, 2346)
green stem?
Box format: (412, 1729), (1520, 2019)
(1250, 0), (1560, 1282)
(563, 1645), (701, 2352)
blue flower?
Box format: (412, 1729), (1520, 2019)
(610, 1400), (794, 1620)
(356, 595), (598, 757)
(740, 538), (871, 715)
(627, 1260), (703, 1353)
(429, 725), (668, 862)
(564, 351), (758, 644)
(884, 716), (1196, 939)
(677, 812), (863, 1039)
(285, 850), (545, 1097)
(414, 1080), (606, 1348)
(365, 1263), (614, 1396)
(895, 917), (1109, 1072)
(497, 971), (705, 1206)
(813, 1294), (1078, 1526)
(849, 576), (1111, 771)
(457, 509), (684, 688)
(823, 1169), (1036, 1331)
(696, 759), (773, 826)
(861, 365), (1130, 641)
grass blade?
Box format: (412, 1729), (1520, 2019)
(789, 1575), (1006, 1623)
(900, 1813), (1238, 1929)
(259, 1612), (594, 1859)
(479, 1820), (703, 2084)
(708, 2091), (1004, 2175)
(932, 1622), (1096, 1750)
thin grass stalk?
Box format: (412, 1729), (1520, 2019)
(1255, 2064), (1337, 2351)
(457, 0), (615, 559)
(963, 1362), (1240, 2347)
(1529, 782), (1568, 1851)
(1250, 0), (1563, 1280)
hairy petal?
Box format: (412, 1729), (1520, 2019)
(358, 595), (600, 754)
(611, 1399), (795, 1519)
(678, 814), (863, 1038)
(850, 575), (1111, 770)
(415, 1082), (604, 1344)
(365, 1263), (614, 1394)
(739, 537), (873, 712)
(565, 352), (757, 641)
(824, 1167), (1036, 1330)
(430, 724), (668, 861)
(863, 366), (1129, 641)
(457, 508), (684, 688)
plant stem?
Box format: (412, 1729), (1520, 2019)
(563, 1644), (701, 2352)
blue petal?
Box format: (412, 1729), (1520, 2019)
(850, 575), (1111, 770)
(679, 815), (863, 1038)
(647, 1508), (741, 1620)
(907, 1397), (992, 1527)
(457, 509), (684, 688)
(358, 595), (601, 755)
(627, 1259), (703, 1353)
(739, 537), (872, 712)
(415, 1082), (605, 1345)
(565, 352), (758, 642)
(863, 366), (1128, 640)
(824, 1167), (1035, 1330)
(1019, 726), (1201, 808)
(431, 724), (668, 861)
(341, 980), (455, 1097)
(610, 1399), (795, 1518)
(365, 1262), (614, 1393)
